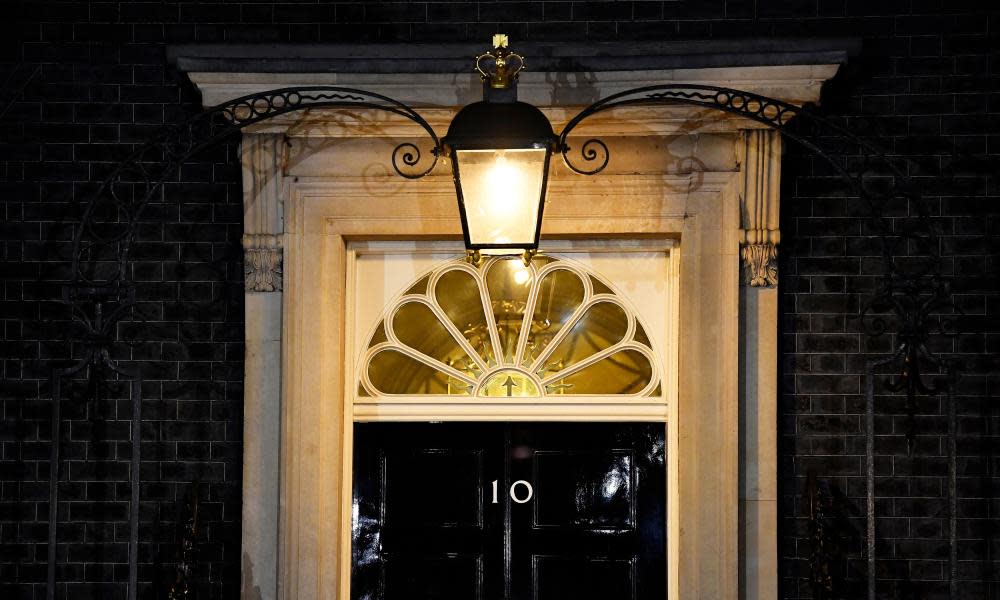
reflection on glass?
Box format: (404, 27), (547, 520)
(545, 349), (653, 394)
(360, 257), (661, 398)
(405, 274), (430, 296)
(590, 276), (614, 296)
(435, 269), (496, 367)
(633, 321), (651, 347)
(478, 369), (541, 397)
(393, 301), (480, 378)
(368, 349), (471, 395)
(367, 322), (389, 349)
(538, 301), (628, 378)
(486, 258), (533, 363)
(523, 269), (585, 367)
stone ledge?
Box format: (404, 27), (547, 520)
(173, 39), (855, 111)
(169, 38), (859, 74)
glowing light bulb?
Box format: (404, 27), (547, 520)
(485, 153), (521, 217)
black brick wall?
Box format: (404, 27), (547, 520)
(1, 2), (997, 599)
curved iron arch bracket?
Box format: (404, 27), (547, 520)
(559, 84), (895, 215)
(560, 85), (801, 174)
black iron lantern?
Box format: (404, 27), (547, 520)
(442, 35), (558, 255)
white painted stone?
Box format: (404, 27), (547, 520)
(241, 134), (286, 600)
(243, 294), (282, 600)
(740, 285), (779, 600)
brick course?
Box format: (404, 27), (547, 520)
(1, 1), (997, 599)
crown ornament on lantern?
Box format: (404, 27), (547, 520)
(475, 34), (525, 89)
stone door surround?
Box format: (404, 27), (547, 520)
(174, 41), (850, 600)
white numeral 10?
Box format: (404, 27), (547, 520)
(491, 480), (534, 504)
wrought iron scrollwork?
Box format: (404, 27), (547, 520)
(562, 138), (610, 175)
(558, 85), (800, 174)
(862, 275), (960, 452)
(391, 142), (437, 179)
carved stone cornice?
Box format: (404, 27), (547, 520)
(242, 133), (287, 293)
(740, 129), (781, 287)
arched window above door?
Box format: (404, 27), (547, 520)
(358, 255), (661, 398)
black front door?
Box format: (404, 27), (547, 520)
(352, 422), (666, 600)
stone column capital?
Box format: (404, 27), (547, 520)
(739, 130), (781, 288)
(242, 134), (287, 293)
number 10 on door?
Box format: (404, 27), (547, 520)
(491, 480), (533, 504)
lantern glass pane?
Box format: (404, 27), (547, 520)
(456, 148), (546, 249)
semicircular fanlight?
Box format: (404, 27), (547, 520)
(359, 255), (660, 397)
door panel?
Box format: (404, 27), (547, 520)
(531, 450), (634, 528)
(352, 423), (665, 600)
(353, 424), (503, 600)
(383, 555), (483, 599)
(382, 449), (484, 528)
(510, 424), (665, 600)
(532, 557), (635, 598)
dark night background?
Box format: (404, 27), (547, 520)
(0, 1), (997, 599)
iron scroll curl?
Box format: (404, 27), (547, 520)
(560, 138), (610, 175)
(392, 142), (440, 180)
